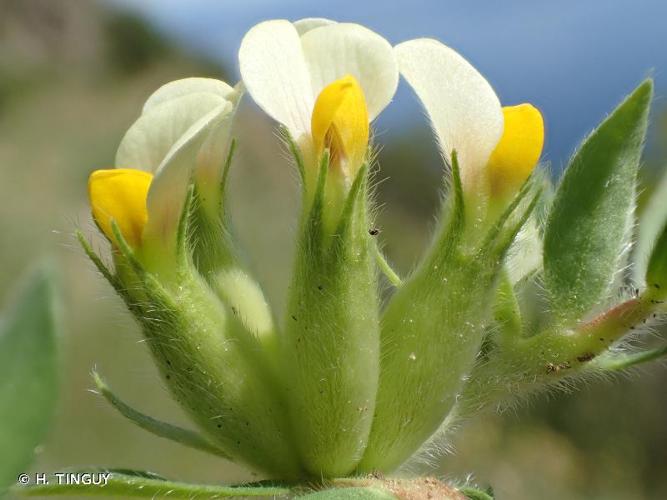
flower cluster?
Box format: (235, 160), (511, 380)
(82, 17), (664, 480)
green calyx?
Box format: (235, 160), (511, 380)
(134, 269), (299, 477)
(449, 79), (660, 424)
(81, 181), (301, 478)
(284, 149), (380, 476)
(360, 154), (541, 472)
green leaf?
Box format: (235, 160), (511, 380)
(593, 345), (667, 371)
(544, 80), (652, 323)
(14, 470), (290, 498)
(0, 266), (59, 495)
(298, 487), (396, 499)
(634, 169), (667, 285)
(646, 220), (667, 290)
(91, 371), (229, 459)
(459, 486), (495, 500)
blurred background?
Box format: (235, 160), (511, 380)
(1, 0), (666, 498)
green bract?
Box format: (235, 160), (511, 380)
(31, 16), (663, 500)
(544, 81), (652, 324)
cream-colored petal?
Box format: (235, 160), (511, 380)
(142, 77), (238, 113)
(116, 92), (230, 173)
(394, 39), (503, 187)
(293, 17), (336, 35)
(144, 105), (230, 248)
(301, 23), (398, 121)
(195, 106), (236, 217)
(239, 19), (314, 138)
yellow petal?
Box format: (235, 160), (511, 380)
(487, 104), (544, 196)
(311, 75), (369, 176)
(88, 169), (153, 248)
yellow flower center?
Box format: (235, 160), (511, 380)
(311, 75), (369, 177)
(487, 103), (544, 196)
(88, 169), (153, 249)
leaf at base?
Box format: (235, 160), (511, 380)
(14, 470), (290, 498)
(0, 266), (59, 495)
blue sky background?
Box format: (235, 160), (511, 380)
(105, 0), (667, 171)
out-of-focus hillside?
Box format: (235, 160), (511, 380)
(0, 0), (298, 491)
(1, 2), (666, 499)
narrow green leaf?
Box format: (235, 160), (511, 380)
(298, 487), (396, 499)
(91, 468), (166, 480)
(0, 266), (59, 495)
(91, 371), (229, 459)
(14, 471), (290, 498)
(544, 80), (652, 323)
(594, 345), (667, 371)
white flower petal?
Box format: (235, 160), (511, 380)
(145, 105), (230, 246)
(293, 17), (336, 35)
(301, 23), (398, 121)
(239, 20), (314, 138)
(115, 92), (230, 173)
(195, 107), (236, 217)
(142, 77), (237, 113)
(394, 39), (503, 185)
